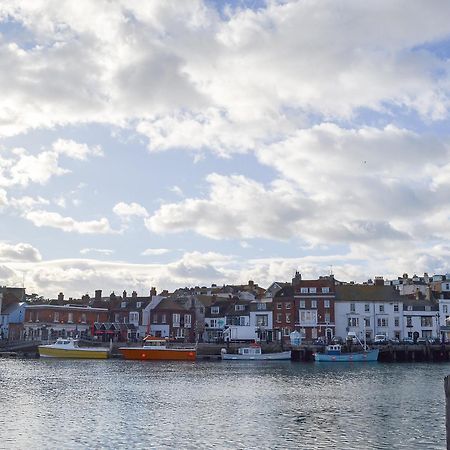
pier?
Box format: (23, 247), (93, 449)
(291, 343), (450, 362)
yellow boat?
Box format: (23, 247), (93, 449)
(38, 338), (109, 359)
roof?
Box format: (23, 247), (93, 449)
(25, 304), (108, 312)
(1, 302), (25, 315)
(335, 285), (401, 302)
(153, 298), (190, 311)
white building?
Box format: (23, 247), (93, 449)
(335, 285), (403, 341)
(402, 300), (439, 340)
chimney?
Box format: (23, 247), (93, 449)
(132, 291), (138, 298)
(150, 287), (157, 297)
(123, 290), (127, 299)
(95, 290), (102, 301)
(248, 280), (254, 287)
(58, 292), (64, 302)
(292, 271), (302, 286)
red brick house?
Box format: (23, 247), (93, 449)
(273, 272), (336, 342)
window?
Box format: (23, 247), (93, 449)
(286, 313), (291, 323)
(393, 303), (399, 312)
(121, 302), (126, 308)
(379, 305), (384, 313)
(325, 312), (331, 323)
(286, 303), (291, 310)
(68, 312), (73, 323)
(425, 306), (431, 312)
(408, 331), (413, 338)
(322, 287), (330, 294)
(407, 305), (413, 311)
(311, 300), (317, 309)
(421, 316), (433, 327)
(211, 306), (219, 314)
(276, 313), (282, 323)
(406, 316), (412, 327)
(444, 305), (448, 314)
(256, 315), (268, 327)
(175, 327), (185, 338)
(257, 303), (266, 310)
(277, 303), (282, 310)
(395, 331), (401, 340)
(173, 313), (180, 327)
(184, 314), (191, 328)
(283, 328), (291, 336)
(114, 313), (120, 323)
(348, 317), (359, 327)
(364, 304), (370, 312)
(152, 313), (158, 324)
(161, 314), (166, 323)
(129, 312), (139, 325)
(136, 302), (142, 308)
(350, 303), (355, 313)
(81, 313), (87, 324)
(309, 287), (317, 293)
(300, 287), (308, 293)
(324, 299), (330, 308)
(54, 312), (59, 323)
(299, 300), (305, 309)
(377, 318), (388, 327)
(235, 304), (245, 311)
(394, 317), (400, 327)
(364, 318), (370, 327)
(300, 310), (317, 324)
(311, 328), (317, 339)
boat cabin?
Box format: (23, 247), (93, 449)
(143, 337), (167, 348)
(237, 346), (262, 356)
(54, 338), (78, 347)
(325, 344), (341, 355)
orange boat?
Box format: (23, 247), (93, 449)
(119, 336), (196, 361)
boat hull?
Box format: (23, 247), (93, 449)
(119, 347), (196, 361)
(314, 349), (379, 362)
(222, 351), (291, 361)
(38, 347), (109, 359)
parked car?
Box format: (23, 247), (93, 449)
(416, 337), (428, 345)
(389, 338), (400, 344)
(374, 334), (388, 344)
(402, 338), (414, 345)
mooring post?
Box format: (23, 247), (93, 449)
(445, 375), (450, 449)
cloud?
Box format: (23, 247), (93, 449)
(0, 139), (103, 188)
(113, 201), (149, 220)
(0, 0), (449, 142)
(80, 248), (115, 256)
(141, 248), (171, 256)
(52, 139), (104, 160)
(0, 242), (42, 262)
(24, 210), (116, 234)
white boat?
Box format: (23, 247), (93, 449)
(38, 338), (109, 359)
(221, 344), (291, 360)
(314, 344), (379, 362)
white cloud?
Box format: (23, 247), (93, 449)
(0, 242), (42, 262)
(52, 139), (104, 160)
(24, 210), (116, 234)
(80, 248), (115, 256)
(113, 201), (149, 220)
(141, 248), (171, 256)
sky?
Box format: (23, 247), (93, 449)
(1, 0), (450, 298)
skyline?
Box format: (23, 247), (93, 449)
(1, 1), (450, 297)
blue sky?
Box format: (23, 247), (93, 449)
(1, 0), (450, 297)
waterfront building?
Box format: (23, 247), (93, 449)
(0, 301), (26, 340)
(149, 298), (195, 342)
(24, 304), (108, 340)
(402, 298), (439, 340)
(334, 284), (403, 341)
(273, 272), (336, 342)
(204, 299), (228, 342)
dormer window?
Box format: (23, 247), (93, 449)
(121, 302), (126, 308)
(211, 306), (219, 314)
(235, 304), (245, 311)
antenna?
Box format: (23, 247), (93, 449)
(329, 265), (333, 276)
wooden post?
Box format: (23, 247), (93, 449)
(445, 375), (450, 449)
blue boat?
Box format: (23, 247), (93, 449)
(314, 344), (379, 362)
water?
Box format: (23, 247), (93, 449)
(0, 359), (447, 449)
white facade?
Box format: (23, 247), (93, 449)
(335, 301), (404, 341)
(402, 306), (439, 339)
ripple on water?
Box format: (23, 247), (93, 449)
(0, 360), (448, 449)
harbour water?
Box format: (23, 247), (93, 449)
(0, 359), (447, 449)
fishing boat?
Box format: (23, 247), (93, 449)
(314, 344), (379, 362)
(119, 336), (196, 361)
(38, 338), (109, 359)
(221, 344), (291, 360)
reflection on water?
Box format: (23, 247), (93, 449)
(0, 359), (447, 449)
